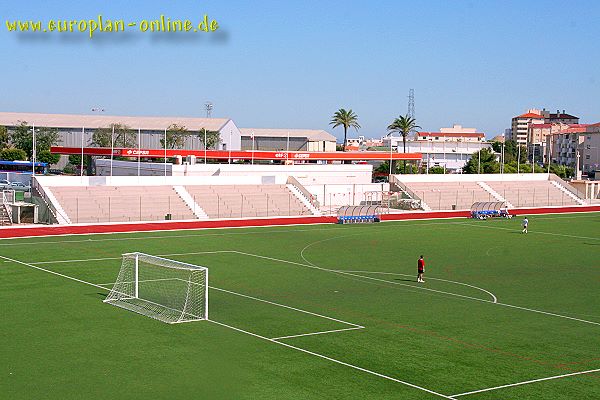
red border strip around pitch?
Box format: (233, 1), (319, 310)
(1, 206), (599, 239)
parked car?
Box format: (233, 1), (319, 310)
(10, 182), (30, 191)
(0, 179), (10, 190)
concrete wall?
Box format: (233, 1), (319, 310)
(35, 174), (288, 187)
(171, 163), (373, 185)
(394, 173), (552, 183)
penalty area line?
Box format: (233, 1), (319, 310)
(271, 326), (364, 340)
(451, 367), (600, 397)
(207, 319), (456, 399)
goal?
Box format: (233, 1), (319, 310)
(104, 252), (208, 324)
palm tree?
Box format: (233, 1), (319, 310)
(387, 115), (420, 173)
(330, 109), (361, 151)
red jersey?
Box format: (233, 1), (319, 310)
(418, 258), (425, 271)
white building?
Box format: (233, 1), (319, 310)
(382, 125), (490, 172)
(404, 141), (492, 173)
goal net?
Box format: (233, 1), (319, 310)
(104, 252), (208, 324)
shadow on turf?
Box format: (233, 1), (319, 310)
(394, 278), (418, 283)
(85, 292), (108, 299)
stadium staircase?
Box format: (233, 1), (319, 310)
(550, 181), (586, 205)
(1, 192), (12, 225)
(389, 175), (431, 211)
(173, 185), (209, 219)
(477, 181), (514, 208)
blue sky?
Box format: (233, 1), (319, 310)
(1, 0), (599, 140)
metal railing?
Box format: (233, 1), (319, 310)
(287, 176), (321, 209)
(1, 191), (13, 225)
(31, 178), (68, 224)
(389, 175), (423, 203)
(548, 174), (587, 202)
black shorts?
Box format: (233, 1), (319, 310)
(418, 270), (424, 274)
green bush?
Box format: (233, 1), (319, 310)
(37, 150), (60, 165)
(0, 147), (27, 161)
(428, 166), (445, 174)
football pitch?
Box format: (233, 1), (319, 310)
(2, 213), (599, 399)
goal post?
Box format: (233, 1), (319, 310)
(104, 252), (208, 324)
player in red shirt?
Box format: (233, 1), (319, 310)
(417, 255), (425, 283)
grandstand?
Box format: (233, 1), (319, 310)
(392, 174), (586, 211)
(50, 186), (196, 223)
(485, 180), (582, 208)
(185, 184), (313, 218)
(21, 170), (592, 226)
(34, 175), (320, 224)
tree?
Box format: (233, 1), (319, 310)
(92, 123), (135, 148)
(330, 109), (360, 152)
(462, 148), (499, 174)
(387, 115), (421, 173)
(69, 154), (82, 165)
(10, 121), (33, 157)
(428, 166), (445, 174)
(549, 163), (574, 179)
(198, 129), (221, 150)
(10, 122), (59, 159)
(0, 126), (8, 149)
(0, 148), (27, 161)
(35, 127), (60, 154)
(375, 160), (417, 174)
(160, 124), (188, 149)
(37, 150), (61, 165)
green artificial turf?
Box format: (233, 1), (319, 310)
(1, 213), (599, 399)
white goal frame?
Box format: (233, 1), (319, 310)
(104, 252), (208, 324)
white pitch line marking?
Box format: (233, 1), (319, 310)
(97, 282), (364, 329)
(297, 236), (600, 327)
(0, 255), (108, 290)
(209, 285), (363, 328)
(236, 250), (494, 304)
(451, 367), (600, 397)
(0, 219), (478, 246)
(339, 270), (498, 303)
(271, 326), (364, 341)
(25, 250), (600, 327)
(456, 222), (600, 241)
(21, 251), (234, 265)
(1, 254), (450, 399)
(207, 319), (456, 399)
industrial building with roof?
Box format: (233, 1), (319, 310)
(0, 111), (242, 151)
(239, 128), (336, 152)
(0, 112), (338, 153)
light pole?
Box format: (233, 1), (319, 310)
(110, 125), (114, 178)
(80, 127), (85, 176)
(32, 123), (36, 176)
(388, 133), (393, 175)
